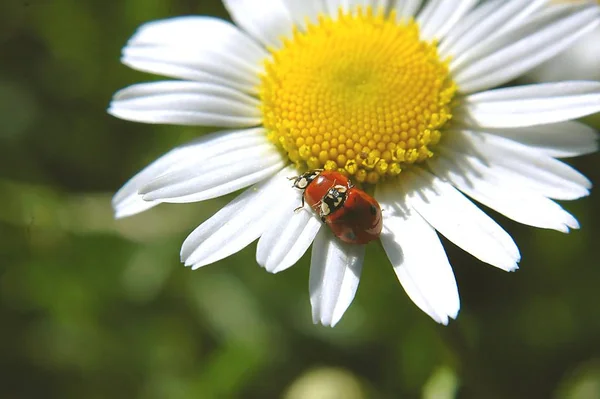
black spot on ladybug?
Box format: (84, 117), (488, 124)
(370, 205), (377, 215)
(344, 231), (357, 241)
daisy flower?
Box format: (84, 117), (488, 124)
(109, 0), (600, 327)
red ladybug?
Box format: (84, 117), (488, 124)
(322, 185), (382, 245)
(291, 170), (382, 245)
(291, 169), (350, 212)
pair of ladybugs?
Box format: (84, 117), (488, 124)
(291, 170), (383, 245)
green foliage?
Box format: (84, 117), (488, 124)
(1, 1), (599, 398)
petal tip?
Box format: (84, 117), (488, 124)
(113, 210), (129, 220)
(141, 192), (157, 201)
(567, 218), (581, 230)
(311, 313), (320, 325)
(557, 225), (571, 234)
(449, 307), (460, 321)
(318, 318), (335, 328)
(311, 309), (335, 327)
(180, 249), (192, 265)
(267, 264), (284, 274)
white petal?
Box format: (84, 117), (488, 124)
(429, 154), (580, 233)
(122, 16), (267, 93)
(113, 195), (158, 219)
(438, 0), (503, 56)
(122, 48), (260, 95)
(450, 5), (585, 73)
(439, 0), (546, 60)
(324, 0), (390, 16)
(309, 228), (365, 327)
(348, 0), (389, 12)
(126, 16), (266, 63)
(377, 187), (459, 325)
(140, 142), (286, 203)
(324, 0), (342, 16)
(223, 0), (295, 48)
(181, 167), (295, 268)
(282, 0), (327, 27)
(416, 0), (478, 42)
(475, 121), (599, 158)
(442, 129), (592, 200)
(256, 192), (322, 273)
(458, 81), (600, 128)
(526, 24), (600, 82)
(112, 128), (264, 218)
(490, 1), (573, 40)
(453, 5), (600, 93)
(394, 0), (423, 21)
(372, 0), (390, 11)
(108, 81), (262, 127)
(401, 168), (520, 271)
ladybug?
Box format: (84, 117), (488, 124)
(321, 184), (383, 245)
(291, 170), (382, 245)
(290, 169), (350, 212)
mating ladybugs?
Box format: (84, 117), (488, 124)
(291, 170), (383, 245)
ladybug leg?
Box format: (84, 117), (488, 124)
(293, 194), (306, 213)
(287, 175), (298, 187)
(317, 202), (326, 222)
(313, 199), (326, 221)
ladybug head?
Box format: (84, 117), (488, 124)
(320, 185), (348, 217)
(291, 169), (323, 190)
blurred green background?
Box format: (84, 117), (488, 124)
(1, 1), (599, 398)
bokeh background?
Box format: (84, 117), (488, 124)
(1, 1), (599, 398)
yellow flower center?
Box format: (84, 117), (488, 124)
(260, 8), (456, 183)
(259, 7), (456, 184)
